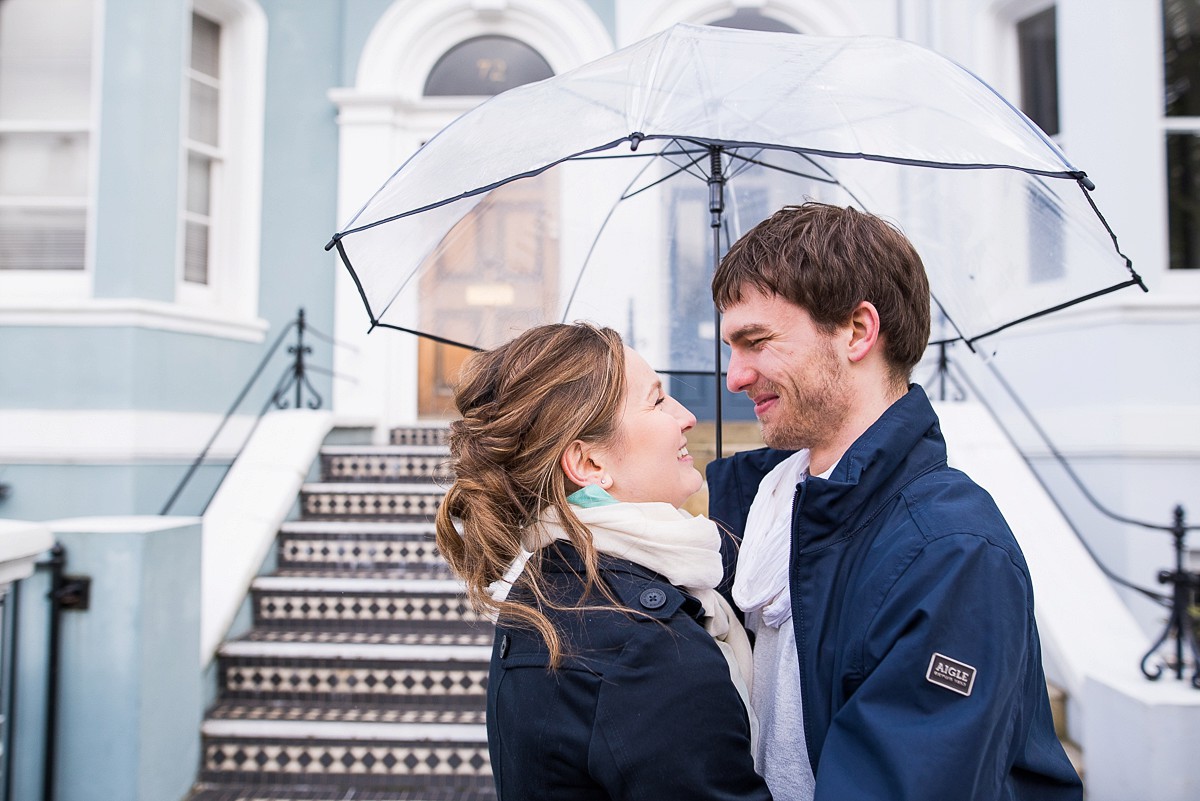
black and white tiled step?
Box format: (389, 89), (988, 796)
(278, 521), (447, 574)
(199, 720), (492, 794)
(389, 426), (451, 447)
(320, 446), (453, 484)
(217, 641), (490, 703)
(250, 576), (483, 630)
(300, 483), (445, 521)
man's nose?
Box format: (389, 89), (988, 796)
(726, 352), (754, 394)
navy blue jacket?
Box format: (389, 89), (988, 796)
(707, 386), (1082, 800)
(487, 540), (772, 801)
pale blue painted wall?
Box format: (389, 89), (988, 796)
(0, 464), (231, 520)
(92, 0), (187, 301)
(10, 519), (202, 801)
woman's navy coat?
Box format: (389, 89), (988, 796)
(707, 386), (1082, 801)
(486, 540), (771, 801)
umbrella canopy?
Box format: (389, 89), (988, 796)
(329, 23), (1142, 380)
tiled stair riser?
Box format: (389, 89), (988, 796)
(300, 486), (444, 521)
(320, 449), (454, 484)
(278, 532), (447, 573)
(251, 591), (483, 627)
(219, 658), (488, 700)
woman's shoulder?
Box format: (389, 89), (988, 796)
(498, 541), (712, 668)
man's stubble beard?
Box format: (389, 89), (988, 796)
(758, 339), (850, 454)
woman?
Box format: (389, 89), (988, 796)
(435, 323), (770, 801)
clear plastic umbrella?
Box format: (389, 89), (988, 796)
(328, 23), (1143, 448)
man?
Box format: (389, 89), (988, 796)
(707, 203), (1081, 800)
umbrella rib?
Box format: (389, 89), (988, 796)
(332, 136), (642, 240)
(372, 321), (483, 351)
(723, 149), (840, 185)
(621, 161), (703, 201)
(963, 278), (1146, 345)
(332, 238), (380, 331)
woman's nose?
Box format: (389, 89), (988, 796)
(667, 396), (696, 433)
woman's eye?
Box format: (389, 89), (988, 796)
(654, 396), (666, 407)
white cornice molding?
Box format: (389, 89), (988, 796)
(0, 298), (268, 342)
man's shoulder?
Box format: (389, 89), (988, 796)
(896, 464), (1027, 564)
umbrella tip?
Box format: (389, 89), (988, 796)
(629, 132), (644, 151)
(324, 235), (338, 252)
(1074, 172), (1096, 192)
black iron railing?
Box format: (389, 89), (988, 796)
(161, 308), (342, 516)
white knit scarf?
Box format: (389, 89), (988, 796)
(732, 450), (811, 629)
(491, 501), (756, 736)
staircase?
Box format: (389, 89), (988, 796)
(187, 426), (496, 801)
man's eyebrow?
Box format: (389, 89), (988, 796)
(723, 323), (771, 346)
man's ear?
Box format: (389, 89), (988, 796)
(847, 301), (882, 364)
(560, 440), (609, 490)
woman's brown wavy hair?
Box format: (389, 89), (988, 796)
(434, 322), (628, 667)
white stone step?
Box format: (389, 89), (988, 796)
(219, 640), (490, 662)
(302, 482), (446, 493)
(321, 444), (450, 456)
(252, 576), (464, 593)
(280, 520), (435, 535)
(202, 719), (487, 742)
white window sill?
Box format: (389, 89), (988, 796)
(0, 297), (268, 342)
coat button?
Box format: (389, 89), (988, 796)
(639, 588), (667, 610)
(499, 633), (509, 658)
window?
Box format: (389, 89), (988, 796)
(182, 12), (222, 286)
(709, 9), (799, 34)
(1017, 6), (1060, 137)
(1164, 0), (1200, 269)
(175, 0), (266, 321)
(423, 36), (553, 96)
(0, 0), (93, 271)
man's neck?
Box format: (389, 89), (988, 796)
(809, 382), (907, 476)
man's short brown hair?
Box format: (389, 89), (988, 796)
(712, 202), (931, 384)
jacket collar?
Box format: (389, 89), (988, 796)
(798, 384), (945, 548)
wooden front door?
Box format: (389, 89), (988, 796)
(417, 173), (559, 418)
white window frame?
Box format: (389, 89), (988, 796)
(176, 0), (266, 323)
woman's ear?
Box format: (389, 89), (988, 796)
(560, 440), (609, 490)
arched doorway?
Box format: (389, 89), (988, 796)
(416, 35), (557, 418)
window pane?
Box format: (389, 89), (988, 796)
(184, 220), (209, 283)
(186, 153), (212, 215)
(0, 207), (85, 269)
(1167, 133), (1200, 269)
(424, 36), (553, 97)
(1017, 7), (1059, 136)
(191, 13), (221, 79)
(709, 10), (799, 33)
(1165, 0), (1200, 116)
(0, 0), (93, 120)
(189, 78), (219, 146)
(0, 131), (89, 196)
